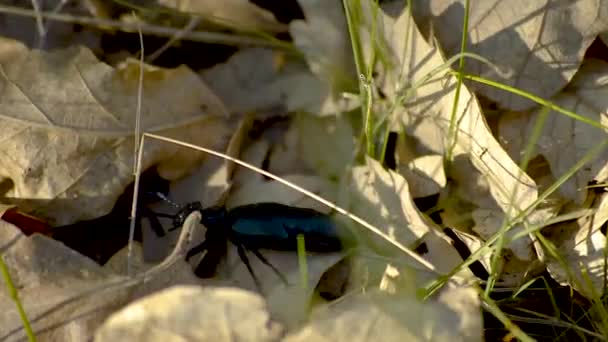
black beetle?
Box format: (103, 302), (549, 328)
(171, 202), (355, 288)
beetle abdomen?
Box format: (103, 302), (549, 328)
(227, 203), (347, 252)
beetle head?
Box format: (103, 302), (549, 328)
(171, 201), (204, 230)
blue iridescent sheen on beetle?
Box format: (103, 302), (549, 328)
(172, 202), (354, 288)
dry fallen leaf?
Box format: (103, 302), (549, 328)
(536, 191), (608, 298)
(166, 112), (255, 208)
(372, 3), (538, 216)
(294, 112), (356, 180)
(95, 286), (284, 342)
(0, 219), (130, 342)
(267, 120), (310, 176)
(232, 139), (271, 186)
(345, 157), (434, 251)
(159, 0), (287, 33)
(291, 0), (358, 95)
(0, 41), (230, 225)
(356, 3), (545, 285)
(201, 47), (358, 116)
(0, 208), (211, 341)
(201, 48), (295, 114)
(398, 154), (446, 198)
(285, 287), (482, 342)
(104, 243), (201, 302)
(499, 59), (608, 204)
(227, 174), (337, 214)
(411, 0), (608, 111)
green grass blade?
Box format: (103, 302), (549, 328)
(458, 72), (608, 130)
(1, 255), (36, 342)
(424, 138), (608, 299)
(480, 287), (535, 341)
(445, 0), (470, 162)
(297, 234), (309, 291)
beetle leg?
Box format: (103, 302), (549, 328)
(249, 249), (289, 286)
(140, 206), (167, 238)
(149, 212), (176, 219)
(236, 244), (262, 291)
(185, 239), (209, 261)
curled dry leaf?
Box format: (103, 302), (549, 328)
(95, 286), (284, 342)
(104, 243), (202, 302)
(0, 208), (208, 341)
(445, 229), (491, 274)
(227, 174), (337, 214)
(373, 4), (537, 216)
(291, 0), (358, 96)
(499, 59), (608, 204)
(418, 231), (473, 280)
(398, 154), (446, 198)
(345, 157), (469, 281)
(285, 287), (482, 342)
(267, 120), (309, 176)
(238, 110), (356, 184)
(166, 112), (255, 208)
(536, 192), (608, 298)
(201, 47), (358, 116)
(232, 139), (271, 186)
(0, 41), (230, 225)
(473, 209), (546, 286)
(224, 112), (340, 213)
(359, 4), (543, 283)
(471, 208), (535, 262)
(0, 219), (130, 342)
(201, 48), (294, 114)
(345, 157), (433, 252)
(264, 251), (347, 329)
(411, 0), (608, 111)
(294, 112), (356, 180)
(158, 0), (287, 33)
(287, 0), (360, 115)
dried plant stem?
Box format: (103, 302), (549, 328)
(147, 17), (201, 63)
(29, 0), (45, 41)
(0, 4), (285, 48)
(127, 21), (145, 277)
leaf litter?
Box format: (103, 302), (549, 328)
(0, 37), (231, 225)
(1, 0), (608, 340)
(411, 0), (608, 111)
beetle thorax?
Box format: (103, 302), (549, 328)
(199, 206), (228, 229)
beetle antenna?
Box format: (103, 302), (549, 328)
(149, 191), (181, 208)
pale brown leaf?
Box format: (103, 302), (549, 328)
(0, 44), (230, 224)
